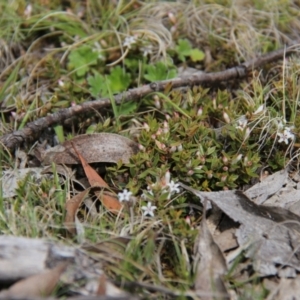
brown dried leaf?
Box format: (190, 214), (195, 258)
(2, 262), (68, 298)
(40, 133), (139, 165)
(72, 144), (122, 214)
(194, 204), (229, 300)
(96, 273), (107, 296)
(65, 190), (89, 235)
(72, 143), (108, 188)
(98, 191), (123, 214)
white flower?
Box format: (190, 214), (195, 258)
(277, 128), (295, 144)
(118, 189), (132, 202)
(236, 115), (248, 131)
(141, 45), (153, 57)
(167, 180), (180, 194)
(141, 201), (157, 217)
(123, 36), (137, 49)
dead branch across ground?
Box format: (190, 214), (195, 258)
(1, 40), (300, 151)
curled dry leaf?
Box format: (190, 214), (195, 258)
(1, 262), (69, 298)
(39, 133), (139, 165)
(193, 202), (229, 300)
(65, 189), (89, 235)
(72, 144), (122, 214)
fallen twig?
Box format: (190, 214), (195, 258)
(1, 40), (300, 151)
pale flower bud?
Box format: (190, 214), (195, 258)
(143, 122), (150, 132)
(177, 144), (183, 151)
(138, 144), (145, 151)
(223, 112), (231, 124)
(154, 95), (161, 109)
(168, 12), (177, 24)
(197, 107), (203, 116)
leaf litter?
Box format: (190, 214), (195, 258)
(193, 202), (230, 299)
(181, 168), (300, 298)
(4, 137), (300, 298)
(0, 133), (138, 297)
(0, 236), (132, 299)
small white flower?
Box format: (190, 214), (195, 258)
(118, 189), (132, 202)
(141, 45), (153, 57)
(236, 115), (248, 131)
(277, 128), (295, 145)
(141, 201), (157, 217)
(123, 36), (137, 49)
(167, 180), (180, 194)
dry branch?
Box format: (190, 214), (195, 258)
(1, 40), (300, 151)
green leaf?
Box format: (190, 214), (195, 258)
(88, 66), (131, 97)
(124, 58), (140, 73)
(144, 62), (177, 82)
(190, 49), (205, 62)
(53, 125), (65, 143)
(108, 66), (131, 93)
(68, 46), (99, 77)
(175, 39), (192, 62)
(87, 72), (108, 97)
(119, 101), (137, 115)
